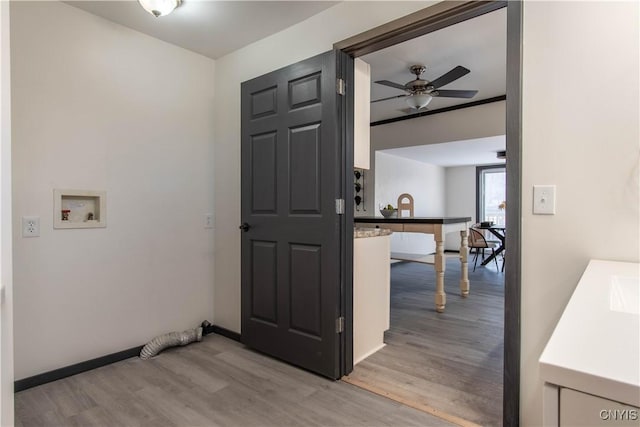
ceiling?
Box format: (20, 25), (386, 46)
(66, 1), (338, 59)
(66, 2), (505, 118)
(362, 7), (506, 122)
(379, 136), (505, 168)
(66, 1), (506, 166)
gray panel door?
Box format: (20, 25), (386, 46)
(240, 51), (344, 379)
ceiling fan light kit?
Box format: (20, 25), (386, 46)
(138, 0), (181, 17)
(406, 93), (433, 110)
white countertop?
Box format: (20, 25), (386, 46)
(539, 259), (640, 407)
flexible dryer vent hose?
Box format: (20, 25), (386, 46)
(139, 326), (203, 360)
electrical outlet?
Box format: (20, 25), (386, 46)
(22, 216), (40, 237)
(204, 213), (214, 229)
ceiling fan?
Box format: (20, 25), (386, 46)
(372, 65), (478, 112)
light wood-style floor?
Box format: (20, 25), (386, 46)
(15, 333), (457, 427)
(345, 257), (504, 426)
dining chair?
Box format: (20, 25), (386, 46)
(468, 227), (499, 272)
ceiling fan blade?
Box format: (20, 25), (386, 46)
(429, 66), (470, 89)
(432, 89), (478, 98)
(374, 80), (407, 91)
(371, 94), (407, 103)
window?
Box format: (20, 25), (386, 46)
(476, 165), (506, 226)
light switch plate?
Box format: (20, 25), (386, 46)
(204, 213), (214, 229)
(533, 185), (556, 215)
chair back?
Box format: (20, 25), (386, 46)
(397, 193), (414, 218)
(469, 228), (489, 248)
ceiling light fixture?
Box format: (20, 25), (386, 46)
(406, 93), (433, 110)
(138, 0), (182, 17)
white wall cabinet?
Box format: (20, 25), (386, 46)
(354, 58), (370, 170)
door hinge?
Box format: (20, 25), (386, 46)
(336, 78), (345, 96)
(336, 316), (344, 334)
(335, 199), (345, 215)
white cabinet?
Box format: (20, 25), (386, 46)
(354, 58), (370, 170)
(559, 388), (639, 426)
(540, 260), (640, 426)
(353, 230), (390, 364)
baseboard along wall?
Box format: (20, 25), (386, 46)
(14, 324), (241, 392)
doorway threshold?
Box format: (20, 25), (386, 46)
(342, 375), (481, 427)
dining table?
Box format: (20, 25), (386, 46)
(476, 224), (506, 266)
(354, 216), (471, 313)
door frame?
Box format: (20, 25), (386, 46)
(337, 51), (355, 375)
(334, 1), (522, 425)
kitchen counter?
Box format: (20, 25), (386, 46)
(354, 227), (393, 238)
(540, 259), (640, 422)
(354, 216), (472, 224)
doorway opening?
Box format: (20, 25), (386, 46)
(336, 1), (520, 425)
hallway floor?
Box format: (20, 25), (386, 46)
(345, 257), (504, 426)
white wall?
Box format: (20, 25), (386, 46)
(366, 101), (505, 212)
(213, 1), (435, 332)
(0, 0), (14, 424)
(11, 2), (216, 379)
(375, 152), (445, 254)
(444, 166), (475, 250)
(521, 2), (639, 425)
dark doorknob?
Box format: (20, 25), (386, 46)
(239, 222), (251, 232)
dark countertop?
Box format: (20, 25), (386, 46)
(354, 216), (471, 224)
(476, 224), (506, 230)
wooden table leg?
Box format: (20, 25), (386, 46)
(459, 229), (469, 297)
(434, 228), (446, 312)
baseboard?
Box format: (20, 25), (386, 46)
(14, 345), (143, 392)
(15, 324), (242, 392)
(205, 324), (241, 342)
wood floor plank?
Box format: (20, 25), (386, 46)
(16, 409), (69, 427)
(154, 349), (230, 394)
(66, 405), (123, 427)
(64, 371), (154, 427)
(35, 377), (97, 419)
(15, 383), (58, 420)
(345, 258), (504, 426)
(135, 384), (221, 427)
